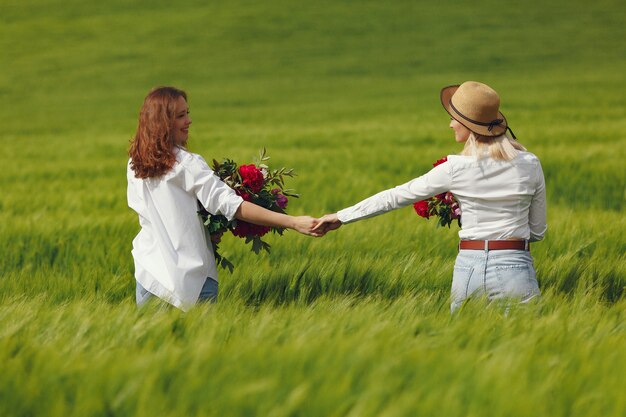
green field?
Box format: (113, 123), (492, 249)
(1, 0), (625, 415)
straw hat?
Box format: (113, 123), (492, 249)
(441, 81), (512, 138)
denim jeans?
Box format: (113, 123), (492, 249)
(135, 277), (219, 307)
(451, 249), (540, 312)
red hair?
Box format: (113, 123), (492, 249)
(129, 87), (188, 178)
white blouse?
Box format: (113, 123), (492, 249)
(337, 152), (547, 242)
(127, 148), (243, 310)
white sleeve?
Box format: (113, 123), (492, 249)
(337, 162), (453, 224)
(126, 160), (144, 215)
(184, 155), (244, 221)
(529, 160), (547, 242)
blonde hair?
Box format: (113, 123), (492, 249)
(461, 133), (526, 161)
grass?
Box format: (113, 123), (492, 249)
(2, 294), (625, 416)
(1, 0), (625, 415)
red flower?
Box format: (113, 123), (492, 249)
(433, 157), (448, 167)
(238, 164), (264, 193)
(236, 189), (252, 201)
(231, 220), (270, 238)
(413, 200), (430, 218)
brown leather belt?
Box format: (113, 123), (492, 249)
(459, 240), (529, 251)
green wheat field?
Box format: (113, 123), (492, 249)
(1, 0), (625, 416)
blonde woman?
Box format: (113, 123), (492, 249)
(314, 81), (547, 312)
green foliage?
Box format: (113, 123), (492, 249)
(210, 158), (239, 187)
(1, 0), (625, 416)
(200, 150), (297, 271)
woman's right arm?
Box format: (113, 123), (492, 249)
(313, 161), (453, 233)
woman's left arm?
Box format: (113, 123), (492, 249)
(185, 155), (321, 237)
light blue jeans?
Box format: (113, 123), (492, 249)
(135, 277), (219, 306)
(451, 249), (540, 312)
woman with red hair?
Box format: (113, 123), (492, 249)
(127, 87), (320, 310)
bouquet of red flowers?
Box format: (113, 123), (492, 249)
(413, 157), (461, 228)
(198, 148), (298, 272)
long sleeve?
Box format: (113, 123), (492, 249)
(528, 161), (547, 242)
(126, 160), (143, 214)
(337, 162), (452, 224)
(183, 155), (244, 221)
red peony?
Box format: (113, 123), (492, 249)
(231, 220), (270, 238)
(238, 164), (264, 193)
(413, 200), (430, 218)
(413, 157), (461, 228)
(236, 189), (252, 201)
(433, 157), (448, 167)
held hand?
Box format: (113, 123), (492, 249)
(292, 216), (325, 237)
(312, 213), (342, 234)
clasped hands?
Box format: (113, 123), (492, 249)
(293, 213), (342, 237)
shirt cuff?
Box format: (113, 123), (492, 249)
(221, 195), (245, 221)
(337, 207), (359, 224)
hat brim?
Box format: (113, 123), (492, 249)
(440, 85), (508, 137)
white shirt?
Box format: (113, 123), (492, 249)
(337, 152), (547, 241)
(127, 148), (244, 310)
